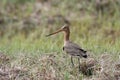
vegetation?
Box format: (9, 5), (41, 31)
(0, 0), (120, 80)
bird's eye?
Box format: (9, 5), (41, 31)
(63, 27), (67, 30)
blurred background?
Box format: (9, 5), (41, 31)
(0, 0), (120, 55)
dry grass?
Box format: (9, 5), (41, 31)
(0, 52), (120, 80)
(0, 0), (120, 80)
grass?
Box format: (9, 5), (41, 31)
(0, 0), (120, 80)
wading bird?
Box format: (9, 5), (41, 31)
(46, 24), (87, 71)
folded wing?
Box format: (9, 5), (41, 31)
(63, 41), (87, 58)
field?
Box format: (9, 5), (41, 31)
(0, 0), (120, 80)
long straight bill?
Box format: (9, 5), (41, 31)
(46, 29), (63, 37)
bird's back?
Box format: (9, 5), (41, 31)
(63, 41), (87, 58)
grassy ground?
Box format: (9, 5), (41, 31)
(0, 0), (120, 80)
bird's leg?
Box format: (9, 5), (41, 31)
(78, 57), (81, 72)
(71, 56), (74, 67)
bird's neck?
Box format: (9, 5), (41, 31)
(64, 30), (70, 42)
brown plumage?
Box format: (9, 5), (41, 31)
(46, 24), (87, 71)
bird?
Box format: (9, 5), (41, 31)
(46, 24), (87, 71)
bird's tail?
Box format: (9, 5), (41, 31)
(79, 49), (87, 58)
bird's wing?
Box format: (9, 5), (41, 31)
(63, 41), (86, 56)
(68, 41), (86, 52)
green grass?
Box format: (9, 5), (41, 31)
(0, 0), (120, 79)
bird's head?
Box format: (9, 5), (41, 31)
(46, 24), (69, 37)
(61, 24), (69, 31)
